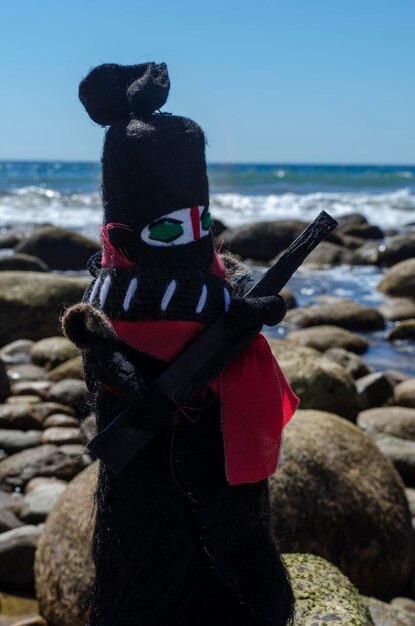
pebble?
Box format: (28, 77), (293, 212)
(20, 483), (67, 524)
(0, 430), (42, 454)
(394, 379), (415, 409)
(288, 324), (369, 354)
(10, 381), (51, 399)
(42, 414), (79, 429)
(41, 427), (82, 445)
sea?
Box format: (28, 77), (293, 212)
(1, 161), (414, 374)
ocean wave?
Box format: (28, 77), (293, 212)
(210, 188), (415, 228)
(0, 185), (414, 236)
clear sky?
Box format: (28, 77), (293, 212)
(1, 0), (414, 164)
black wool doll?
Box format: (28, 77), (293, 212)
(63, 62), (299, 626)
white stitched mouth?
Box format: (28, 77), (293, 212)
(99, 275), (112, 308)
(161, 279), (177, 311)
(195, 284), (208, 314)
(123, 277), (138, 312)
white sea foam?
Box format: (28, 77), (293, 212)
(0, 185), (414, 237)
(210, 187), (415, 229)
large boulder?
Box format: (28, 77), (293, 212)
(0, 445), (89, 492)
(269, 340), (359, 419)
(286, 553), (373, 625)
(35, 464), (96, 626)
(285, 299), (384, 331)
(269, 410), (414, 598)
(301, 241), (357, 267)
(375, 233), (415, 267)
(15, 226), (99, 271)
(324, 347), (373, 379)
(387, 320), (415, 341)
(0, 272), (89, 345)
(219, 220), (307, 261)
(379, 298), (415, 322)
(358, 407), (415, 441)
(378, 259), (415, 298)
(394, 379), (415, 409)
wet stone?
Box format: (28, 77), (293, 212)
(0, 340), (34, 365)
(41, 427), (82, 446)
(0, 430), (42, 454)
(42, 414), (79, 429)
(20, 483), (67, 524)
(6, 364), (46, 383)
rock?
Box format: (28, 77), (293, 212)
(15, 226), (99, 271)
(280, 287), (297, 310)
(286, 554), (372, 625)
(355, 241), (382, 265)
(358, 407), (415, 441)
(0, 525), (42, 590)
(0, 431), (42, 454)
(80, 414), (97, 442)
(302, 241), (358, 267)
(47, 380), (89, 415)
(376, 233), (415, 267)
(0, 272), (89, 345)
(211, 218), (227, 236)
(356, 372), (394, 410)
(47, 356), (84, 382)
(0, 445), (89, 492)
(368, 433), (415, 486)
(41, 428), (82, 446)
(58, 444), (90, 460)
(25, 477), (67, 493)
(42, 414), (79, 429)
(0, 405), (43, 431)
(30, 337), (80, 371)
(338, 213), (368, 226)
(384, 370), (412, 388)
(0, 254), (49, 273)
(388, 321), (415, 341)
(269, 340), (359, 419)
(0, 509), (24, 533)
(11, 381), (51, 399)
(220, 220), (307, 261)
(337, 233), (368, 250)
(285, 299), (384, 331)
(324, 347), (374, 379)
(339, 223), (384, 240)
(405, 488), (415, 516)
(0, 490), (24, 516)
(0, 340), (34, 365)
(0, 357), (11, 402)
(0, 403), (73, 431)
(7, 618), (47, 626)
(270, 410), (414, 598)
(367, 597), (415, 626)
(288, 325), (369, 354)
(379, 299), (415, 322)
(35, 464), (96, 626)
(6, 396), (41, 405)
(378, 260), (415, 299)
(6, 364), (46, 383)
(20, 483), (67, 524)
(394, 380), (415, 409)
(391, 597), (415, 616)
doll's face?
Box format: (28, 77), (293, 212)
(105, 205), (214, 269)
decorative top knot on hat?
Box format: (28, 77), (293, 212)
(79, 62), (170, 125)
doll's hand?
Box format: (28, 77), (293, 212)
(228, 294), (287, 327)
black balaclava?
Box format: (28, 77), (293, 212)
(79, 62), (214, 270)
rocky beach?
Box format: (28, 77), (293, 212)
(0, 162), (415, 624)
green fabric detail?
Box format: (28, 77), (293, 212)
(149, 220), (184, 243)
(201, 210), (212, 231)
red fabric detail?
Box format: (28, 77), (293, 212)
(190, 205), (201, 241)
(101, 223), (137, 269)
(110, 319), (299, 485)
(210, 252), (226, 279)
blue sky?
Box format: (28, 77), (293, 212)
(1, 0), (414, 163)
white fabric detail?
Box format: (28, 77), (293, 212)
(123, 277), (138, 312)
(195, 284), (208, 314)
(224, 287), (231, 312)
(89, 276), (101, 303)
(161, 279), (177, 311)
(99, 275), (112, 308)
(141, 206), (208, 247)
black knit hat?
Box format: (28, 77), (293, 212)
(79, 62), (213, 269)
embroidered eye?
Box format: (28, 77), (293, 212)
(148, 219), (184, 243)
(201, 208), (212, 231)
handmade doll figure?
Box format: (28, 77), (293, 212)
(65, 62), (299, 626)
